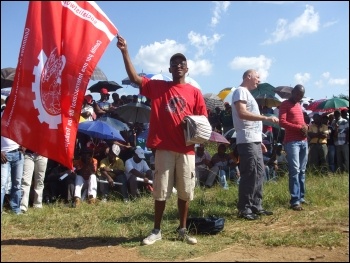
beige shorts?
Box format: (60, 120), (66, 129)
(153, 150), (195, 201)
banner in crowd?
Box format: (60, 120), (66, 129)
(1, 1), (118, 169)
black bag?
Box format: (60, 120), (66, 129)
(186, 216), (225, 235)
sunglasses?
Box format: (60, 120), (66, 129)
(170, 61), (187, 68)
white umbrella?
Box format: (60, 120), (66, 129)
(185, 76), (201, 89)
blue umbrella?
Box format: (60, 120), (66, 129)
(98, 116), (130, 131)
(137, 128), (149, 140)
(121, 72), (147, 88)
(78, 120), (125, 141)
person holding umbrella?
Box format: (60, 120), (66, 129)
(116, 35), (207, 245)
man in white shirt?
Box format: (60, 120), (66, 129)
(124, 147), (153, 199)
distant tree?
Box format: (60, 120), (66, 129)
(333, 94), (349, 101)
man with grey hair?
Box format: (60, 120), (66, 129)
(231, 69), (279, 220)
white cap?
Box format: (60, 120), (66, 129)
(111, 144), (120, 156)
(135, 147), (145, 159)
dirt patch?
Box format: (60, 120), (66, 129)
(1, 236), (349, 262)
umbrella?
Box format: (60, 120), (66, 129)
(121, 72), (147, 88)
(250, 83), (275, 98)
(1, 87), (11, 96)
(275, 86), (293, 99)
(217, 87), (234, 100)
(223, 128), (236, 139)
(137, 128), (149, 140)
(185, 76), (201, 89)
(203, 93), (225, 111)
(1, 67), (16, 88)
(209, 131), (230, 144)
(305, 99), (327, 112)
(88, 80), (123, 93)
(78, 120), (126, 141)
(315, 98), (349, 111)
(255, 94), (281, 108)
(98, 116), (130, 131)
(90, 66), (108, 81)
(114, 102), (151, 123)
(145, 73), (172, 81)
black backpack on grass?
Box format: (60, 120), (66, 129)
(186, 216), (225, 235)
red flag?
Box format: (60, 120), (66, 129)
(1, 1), (118, 169)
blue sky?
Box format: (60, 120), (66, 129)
(1, 1), (349, 102)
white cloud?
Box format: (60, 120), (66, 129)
(322, 72), (330, 79)
(260, 1), (296, 4)
(328, 78), (348, 85)
(314, 80), (323, 88)
(262, 5), (320, 45)
(188, 31), (222, 59)
(229, 55), (272, 82)
(134, 39), (186, 74)
(323, 20), (338, 28)
(294, 72), (311, 84)
(187, 59), (213, 76)
(211, 1), (230, 27)
(133, 39), (213, 77)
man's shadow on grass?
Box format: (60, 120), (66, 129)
(1, 236), (142, 249)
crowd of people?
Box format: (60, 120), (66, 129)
(1, 39), (348, 248)
(1, 87), (155, 215)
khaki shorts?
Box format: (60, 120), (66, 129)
(153, 150), (195, 201)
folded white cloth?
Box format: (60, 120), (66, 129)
(184, 115), (212, 146)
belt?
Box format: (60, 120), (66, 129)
(8, 148), (20, 153)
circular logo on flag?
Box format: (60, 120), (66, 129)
(32, 48), (65, 129)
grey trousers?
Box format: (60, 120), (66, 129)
(236, 142), (264, 214)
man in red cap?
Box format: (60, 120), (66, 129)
(93, 88), (112, 118)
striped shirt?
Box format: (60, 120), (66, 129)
(332, 117), (349, 146)
(279, 99), (307, 143)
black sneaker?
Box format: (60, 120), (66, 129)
(254, 210), (273, 216)
(238, 212), (259, 220)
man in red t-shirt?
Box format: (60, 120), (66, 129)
(117, 35), (207, 246)
(279, 84), (308, 211)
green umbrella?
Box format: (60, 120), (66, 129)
(315, 98), (349, 111)
(250, 83), (275, 98)
(255, 94), (281, 108)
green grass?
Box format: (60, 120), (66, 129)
(1, 170), (348, 261)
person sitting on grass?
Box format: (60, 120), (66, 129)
(194, 144), (212, 187)
(206, 143), (230, 188)
(72, 148), (98, 207)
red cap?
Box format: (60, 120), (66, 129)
(100, 88), (109, 94)
(84, 95), (93, 104)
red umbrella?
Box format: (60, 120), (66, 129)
(306, 98), (348, 113)
(305, 99), (327, 112)
(209, 131), (230, 144)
